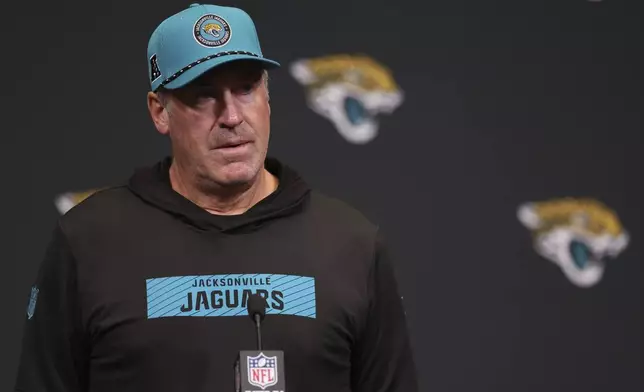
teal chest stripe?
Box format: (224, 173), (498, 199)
(145, 273), (316, 319)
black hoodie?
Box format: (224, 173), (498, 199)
(15, 157), (418, 392)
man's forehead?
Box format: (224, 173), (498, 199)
(193, 61), (265, 85)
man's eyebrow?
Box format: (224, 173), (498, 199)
(192, 80), (218, 89)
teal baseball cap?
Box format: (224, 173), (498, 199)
(147, 3), (280, 92)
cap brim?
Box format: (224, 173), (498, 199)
(161, 54), (280, 91)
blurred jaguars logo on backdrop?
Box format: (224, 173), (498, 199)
(517, 198), (629, 288)
(289, 54), (403, 144)
(54, 189), (101, 215)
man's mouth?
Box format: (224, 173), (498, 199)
(216, 140), (251, 149)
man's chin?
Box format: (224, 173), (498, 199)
(211, 161), (261, 186)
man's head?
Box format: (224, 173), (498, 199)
(145, 3), (279, 190)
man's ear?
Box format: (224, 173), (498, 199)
(147, 91), (170, 135)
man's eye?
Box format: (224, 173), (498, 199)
(239, 83), (254, 94)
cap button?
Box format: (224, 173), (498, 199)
(189, 3), (201, 7)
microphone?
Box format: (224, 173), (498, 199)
(247, 293), (266, 351)
(234, 293), (286, 392)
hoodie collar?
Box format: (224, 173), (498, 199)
(127, 156), (311, 233)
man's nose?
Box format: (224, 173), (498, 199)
(218, 90), (243, 129)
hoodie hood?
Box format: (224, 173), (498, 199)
(127, 156), (311, 233)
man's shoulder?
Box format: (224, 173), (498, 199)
(57, 185), (137, 229)
(62, 185), (131, 210)
(306, 189), (379, 233)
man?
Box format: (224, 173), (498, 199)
(14, 3), (418, 392)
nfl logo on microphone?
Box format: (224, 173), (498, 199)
(235, 350), (286, 392)
(248, 353), (278, 389)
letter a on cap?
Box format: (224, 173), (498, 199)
(150, 54), (161, 82)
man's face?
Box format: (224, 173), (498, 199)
(154, 61), (271, 188)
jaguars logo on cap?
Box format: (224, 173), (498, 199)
(194, 14), (231, 47)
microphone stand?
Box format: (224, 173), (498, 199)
(254, 313), (262, 350)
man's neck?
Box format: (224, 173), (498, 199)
(168, 162), (279, 216)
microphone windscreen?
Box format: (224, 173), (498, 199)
(247, 293), (267, 321)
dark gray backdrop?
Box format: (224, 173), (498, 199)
(3, 1), (642, 391)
